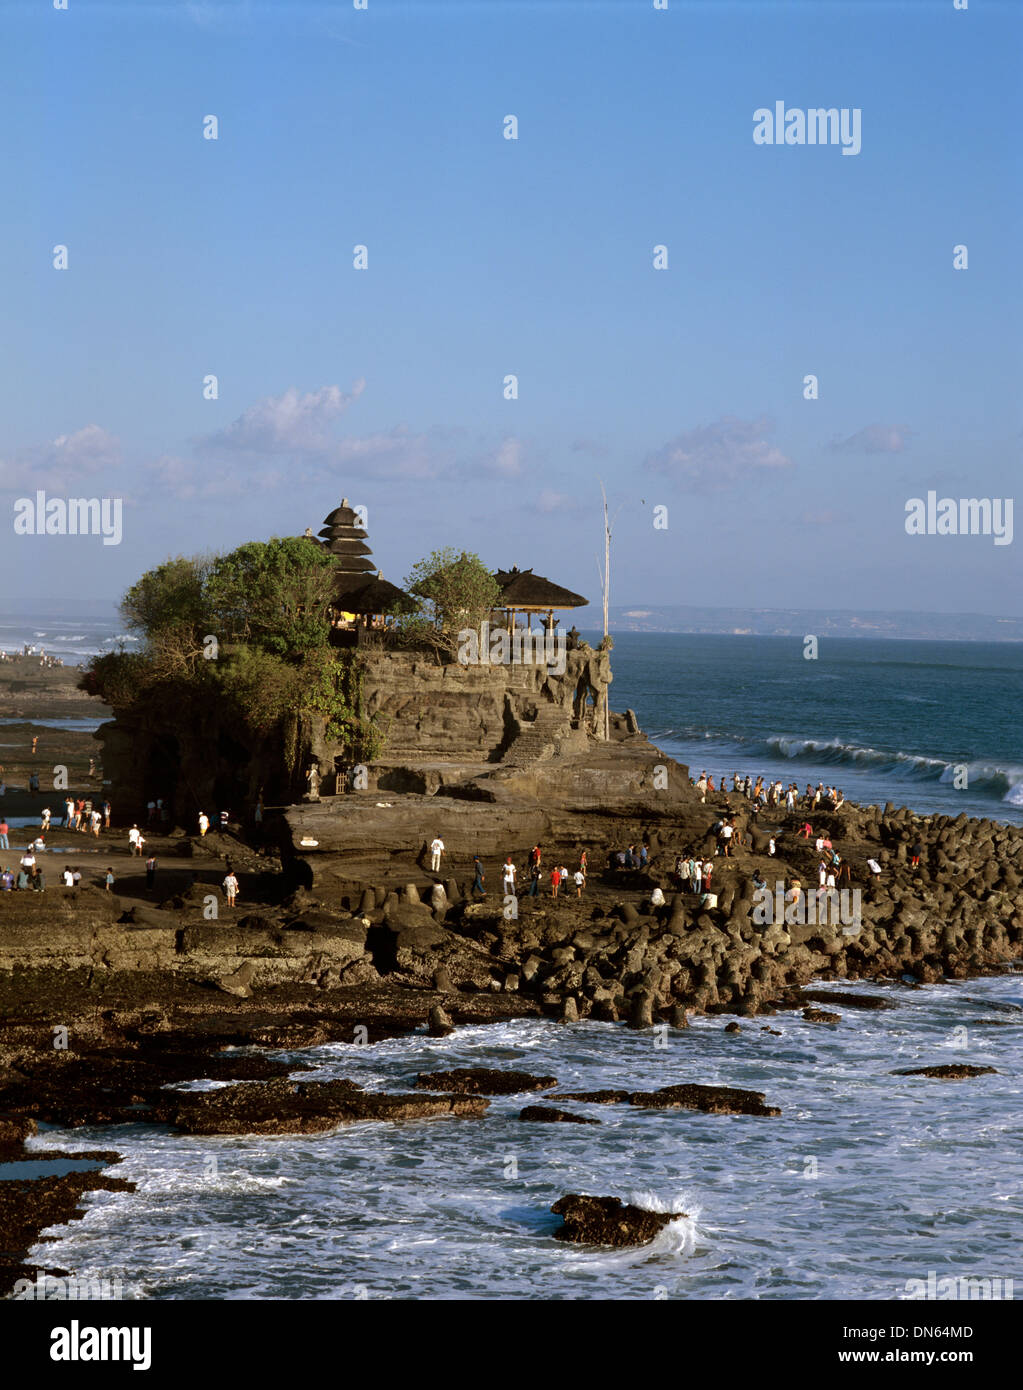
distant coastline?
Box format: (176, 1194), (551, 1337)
(596, 605), (1023, 643)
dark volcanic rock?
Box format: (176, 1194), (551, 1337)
(550, 1089), (631, 1104)
(161, 1076), (488, 1134)
(551, 1193), (686, 1246)
(629, 1083), (780, 1116)
(803, 1007), (841, 1023)
(414, 1067), (557, 1095)
(892, 1065), (997, 1079)
(519, 1105), (599, 1125)
(800, 990), (894, 1011)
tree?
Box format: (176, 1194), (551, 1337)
(205, 537), (339, 656)
(401, 548), (501, 655)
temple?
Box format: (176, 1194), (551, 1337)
(94, 498), (643, 828)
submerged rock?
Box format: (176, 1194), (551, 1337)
(161, 1076), (488, 1135)
(629, 1083), (780, 1116)
(800, 990), (894, 1011)
(518, 1106), (599, 1125)
(414, 1067), (557, 1095)
(551, 1193), (686, 1246)
(802, 1007), (841, 1024)
(550, 1089), (631, 1104)
(892, 1064), (997, 1079)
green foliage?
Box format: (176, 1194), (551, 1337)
(121, 555), (212, 639)
(83, 535), (392, 771)
(205, 537), (337, 655)
(401, 548), (501, 655)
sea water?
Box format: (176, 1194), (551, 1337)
(19, 974), (1022, 1301)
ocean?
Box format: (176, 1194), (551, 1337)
(18, 975), (1023, 1301)
(596, 632), (1023, 827)
(8, 620), (1022, 1299)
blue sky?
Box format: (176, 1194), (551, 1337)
(1, 0), (1020, 619)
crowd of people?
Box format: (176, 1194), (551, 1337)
(445, 841), (589, 900)
(693, 771), (846, 815)
(0, 646), (64, 667)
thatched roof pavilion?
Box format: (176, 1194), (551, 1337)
(494, 567), (588, 628)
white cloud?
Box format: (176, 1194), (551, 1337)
(644, 416), (793, 491)
(198, 381), (366, 455)
(830, 423), (913, 455)
(0, 424), (122, 494)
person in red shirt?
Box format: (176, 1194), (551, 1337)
(550, 867), (560, 898)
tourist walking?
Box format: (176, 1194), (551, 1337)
(501, 856), (516, 895)
(550, 866), (560, 898)
(105, 867), (115, 891)
(430, 836), (445, 873)
(0, 818), (8, 852)
(472, 854), (486, 896)
(573, 868), (585, 898)
(223, 872), (239, 907)
(198, 811), (209, 837)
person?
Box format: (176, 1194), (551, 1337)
(20, 849), (36, 876)
(146, 854), (157, 889)
(752, 868), (766, 893)
(501, 856), (516, 895)
(0, 867), (13, 891)
(768, 836), (776, 857)
(31, 735), (38, 754)
(29, 772), (40, 794)
(559, 865), (570, 892)
(691, 857), (702, 893)
(102, 799), (111, 829)
(16, 866), (29, 890)
(72, 867), (82, 888)
(146, 800), (156, 825)
(614, 849), (626, 871)
(910, 841), (923, 868)
(198, 811), (209, 837)
(105, 867), (115, 892)
(31, 865), (45, 892)
(550, 866), (560, 898)
(32, 833), (46, 853)
(91, 808), (102, 837)
(818, 859), (828, 888)
(223, 871), (239, 907)
(578, 848), (587, 877)
(472, 855), (486, 896)
(650, 885), (665, 907)
(128, 825), (143, 856)
(62, 866), (74, 888)
(219, 809), (230, 830)
(64, 797), (75, 828)
(720, 820), (734, 857)
(528, 862), (542, 897)
(41, 807), (51, 830)
(833, 789), (845, 811)
(639, 842), (649, 868)
(573, 868), (585, 897)
(702, 858), (713, 890)
(430, 836), (445, 873)
(528, 844), (542, 871)
(800, 821), (813, 839)
(0, 818), (8, 852)
(815, 834), (825, 854)
(696, 772), (708, 804)
(867, 857), (882, 879)
(624, 845), (635, 870)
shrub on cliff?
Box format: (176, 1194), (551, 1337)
(398, 548), (501, 658)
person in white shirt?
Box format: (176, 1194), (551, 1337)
(198, 812), (209, 837)
(62, 867), (74, 887)
(430, 836), (445, 872)
(128, 825), (143, 856)
(573, 869), (585, 897)
(501, 856), (515, 892)
(223, 872), (239, 906)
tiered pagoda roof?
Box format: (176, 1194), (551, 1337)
(317, 498), (375, 576)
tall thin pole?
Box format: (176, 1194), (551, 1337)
(599, 481), (611, 740)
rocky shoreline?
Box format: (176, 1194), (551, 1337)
(1, 668), (1021, 1287)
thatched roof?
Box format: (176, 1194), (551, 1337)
(326, 550), (375, 570)
(322, 499), (366, 529)
(317, 531), (373, 554)
(493, 567), (587, 610)
(338, 575), (413, 615)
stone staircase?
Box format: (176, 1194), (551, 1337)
(502, 705), (585, 765)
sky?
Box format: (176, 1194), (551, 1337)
(1, 0), (1020, 622)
